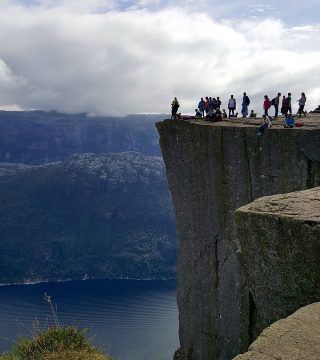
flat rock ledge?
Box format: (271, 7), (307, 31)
(237, 186), (320, 222)
(233, 302), (320, 360)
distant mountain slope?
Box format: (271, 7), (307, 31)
(0, 111), (165, 164)
(0, 152), (177, 284)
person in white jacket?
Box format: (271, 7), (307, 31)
(297, 92), (307, 117)
(228, 95), (236, 118)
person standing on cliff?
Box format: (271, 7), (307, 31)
(297, 92), (307, 117)
(198, 97), (205, 118)
(171, 97), (179, 119)
(263, 95), (272, 116)
(228, 95), (236, 118)
(241, 92), (250, 118)
(273, 92), (281, 118)
(287, 93), (292, 114)
(281, 95), (287, 115)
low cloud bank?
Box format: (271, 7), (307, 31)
(0, 3), (319, 115)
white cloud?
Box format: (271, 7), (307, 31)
(0, 3), (319, 116)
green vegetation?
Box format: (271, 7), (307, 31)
(0, 327), (113, 360)
(0, 152), (177, 284)
(1, 294), (113, 360)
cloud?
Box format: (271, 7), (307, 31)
(0, 2), (319, 115)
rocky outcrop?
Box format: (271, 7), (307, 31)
(156, 116), (320, 360)
(233, 302), (320, 360)
(235, 187), (320, 340)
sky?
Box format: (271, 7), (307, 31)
(0, 0), (319, 116)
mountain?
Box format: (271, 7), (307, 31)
(0, 111), (165, 164)
(0, 152), (177, 285)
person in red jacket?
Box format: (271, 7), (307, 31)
(263, 95), (271, 116)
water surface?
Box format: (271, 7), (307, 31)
(0, 279), (179, 360)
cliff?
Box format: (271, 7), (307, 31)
(233, 302), (320, 360)
(236, 186), (320, 339)
(156, 115), (320, 360)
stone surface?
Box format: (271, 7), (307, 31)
(236, 187), (320, 339)
(156, 114), (320, 360)
(233, 302), (320, 360)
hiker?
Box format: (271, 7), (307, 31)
(222, 109), (228, 118)
(171, 97), (179, 119)
(241, 92), (250, 118)
(206, 108), (216, 121)
(271, 92), (281, 117)
(297, 92), (307, 117)
(258, 115), (271, 136)
(287, 93), (292, 114)
(205, 97), (209, 115)
(228, 95), (236, 118)
(284, 113), (296, 128)
(214, 109), (222, 122)
(249, 110), (256, 118)
(208, 97), (214, 110)
(257, 122), (269, 136)
(260, 114), (272, 131)
(281, 95), (288, 115)
(198, 98), (205, 118)
(263, 95), (272, 116)
(195, 108), (202, 118)
(214, 97), (221, 110)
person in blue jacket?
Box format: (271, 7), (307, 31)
(284, 114), (295, 128)
(198, 98), (206, 118)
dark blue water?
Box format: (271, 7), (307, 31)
(0, 279), (179, 359)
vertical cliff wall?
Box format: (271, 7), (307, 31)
(156, 118), (320, 360)
(236, 187), (320, 340)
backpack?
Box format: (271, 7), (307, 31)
(271, 98), (276, 106)
(246, 96), (250, 105)
(266, 99), (271, 109)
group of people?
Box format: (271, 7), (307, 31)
(171, 92), (308, 121)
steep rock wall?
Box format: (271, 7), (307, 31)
(235, 187), (320, 340)
(156, 118), (320, 360)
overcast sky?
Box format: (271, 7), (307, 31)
(0, 0), (319, 116)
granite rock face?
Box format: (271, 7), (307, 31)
(156, 116), (320, 360)
(233, 302), (320, 360)
(236, 187), (320, 339)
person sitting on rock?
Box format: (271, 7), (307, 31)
(284, 114), (295, 128)
(215, 108), (222, 122)
(249, 110), (257, 118)
(222, 109), (228, 118)
(206, 108), (216, 121)
(262, 114), (272, 127)
(195, 108), (202, 118)
(175, 113), (194, 121)
(257, 123), (268, 136)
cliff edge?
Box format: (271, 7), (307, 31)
(156, 115), (320, 360)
